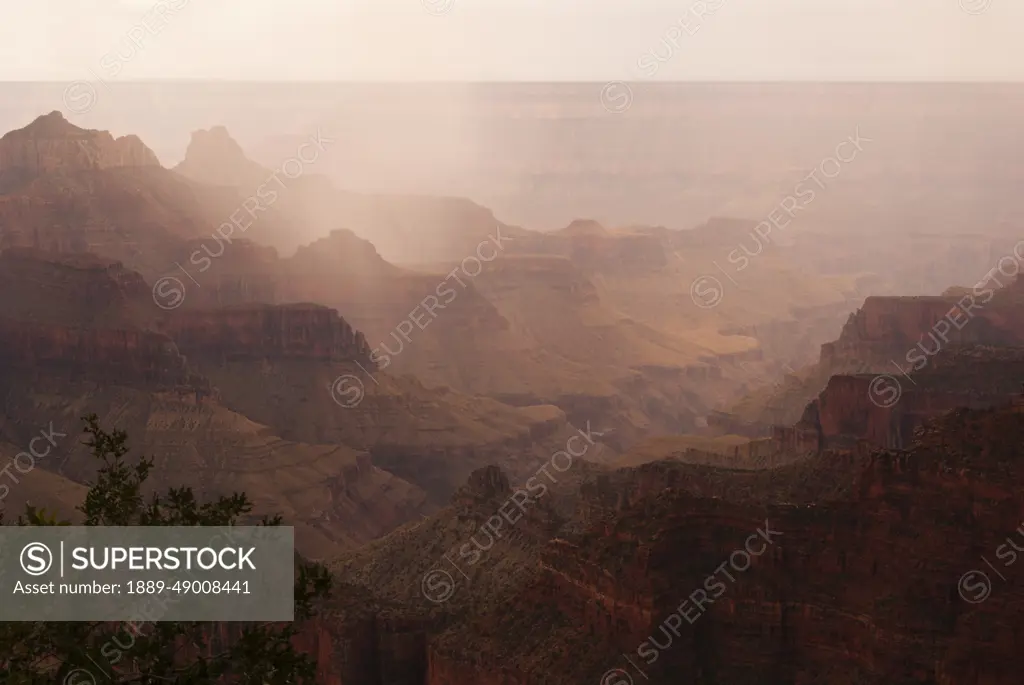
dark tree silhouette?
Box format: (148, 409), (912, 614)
(0, 414), (331, 684)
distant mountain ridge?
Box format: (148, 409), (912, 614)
(0, 111), (159, 189)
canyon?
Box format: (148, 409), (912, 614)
(304, 396), (1024, 684)
(0, 248), (594, 556)
(0, 96), (1023, 685)
(726, 274), (1024, 435)
(153, 122), (863, 446)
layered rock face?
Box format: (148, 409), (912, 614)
(325, 401), (1024, 685)
(0, 249), (432, 556)
(0, 372), (432, 557)
(161, 303), (375, 365)
(0, 114), (306, 274)
(759, 345), (1024, 458)
(0, 196), (92, 252)
(0, 248), (154, 324)
(281, 232), (652, 450)
(185, 351), (592, 504)
(0, 243), (595, 516)
(163, 238), (283, 308)
(819, 294), (1024, 368)
(0, 319), (191, 387)
(173, 125), (268, 188)
(797, 372), (1002, 451)
(160, 123), (862, 452)
(728, 282), (1024, 431)
(115, 238), (604, 505)
(0, 249), (193, 387)
(0, 111), (159, 186)
(325, 460), (598, 685)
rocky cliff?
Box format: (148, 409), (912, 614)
(160, 122), (864, 451)
(0, 111), (159, 187)
(0, 318), (193, 388)
(173, 125), (268, 188)
(0, 248), (154, 324)
(759, 345), (1024, 458)
(323, 401), (1024, 684)
(0, 113), (310, 275)
(313, 397), (1024, 679)
(0, 370), (433, 557)
(0, 249), (432, 556)
(811, 371), (1002, 450)
(0, 249), (195, 387)
(161, 303), (375, 365)
(818, 294), (1024, 369)
(0, 250), (600, 518)
(179, 349), (597, 505)
(728, 281), (1024, 430)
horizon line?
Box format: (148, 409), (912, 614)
(2, 79), (1024, 85)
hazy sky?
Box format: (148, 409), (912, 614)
(3, 0), (1020, 81)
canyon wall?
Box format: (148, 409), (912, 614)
(0, 318), (192, 387)
(161, 304), (375, 365)
(821, 291), (1024, 370)
(419, 404), (1024, 684)
(729, 284), (1024, 433)
(0, 249), (196, 387)
(0, 111), (160, 181)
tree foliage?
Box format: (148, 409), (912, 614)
(0, 414), (331, 684)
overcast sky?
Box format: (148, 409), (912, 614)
(2, 0), (1019, 81)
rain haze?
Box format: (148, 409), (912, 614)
(3, 6), (1024, 682)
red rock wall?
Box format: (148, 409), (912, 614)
(809, 374), (1007, 451)
(161, 304), (374, 365)
(821, 294), (1024, 368)
(0, 317), (189, 386)
(0, 112), (160, 176)
(507, 454), (1024, 685)
(846, 296), (967, 341)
